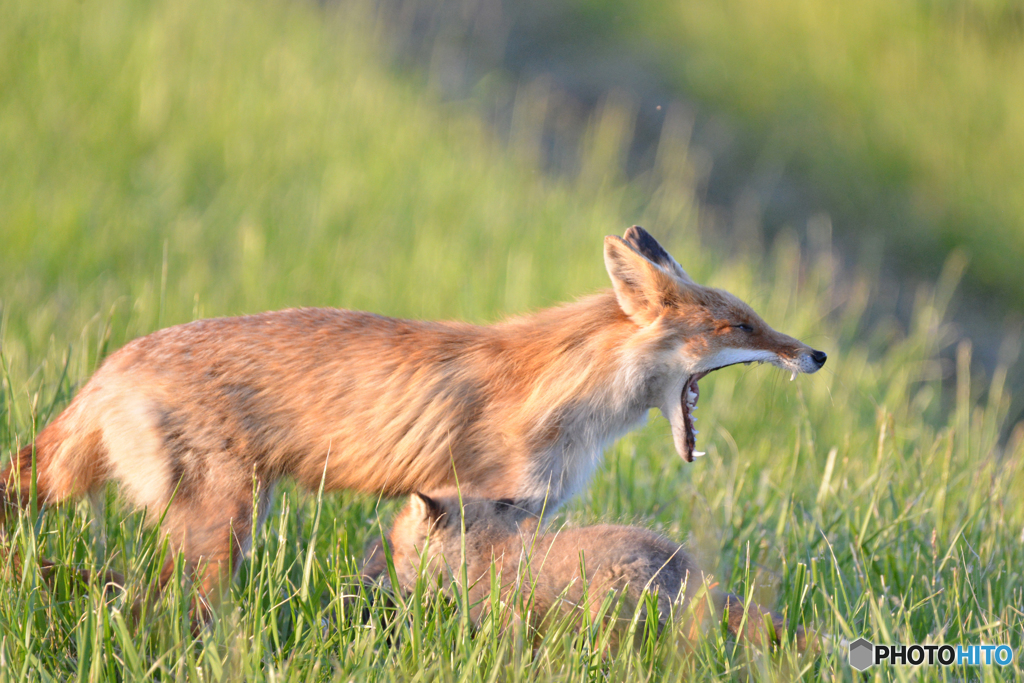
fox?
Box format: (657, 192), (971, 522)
(382, 490), (808, 651)
(1, 226), (825, 615)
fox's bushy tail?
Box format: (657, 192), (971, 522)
(0, 413), (87, 525)
(1, 443), (45, 527)
(1, 410), (110, 582)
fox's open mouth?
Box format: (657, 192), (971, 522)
(665, 360), (767, 462)
(680, 372), (705, 461)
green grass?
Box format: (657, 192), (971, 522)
(1, 0), (1022, 679)
(564, 0), (1024, 301)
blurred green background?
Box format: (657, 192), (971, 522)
(498, 0), (1024, 298)
(1, 0), (1022, 679)
(589, 0), (1024, 292)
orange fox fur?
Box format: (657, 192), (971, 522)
(383, 490), (806, 650)
(1, 227), (824, 610)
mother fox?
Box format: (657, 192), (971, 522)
(1, 227), (825, 609)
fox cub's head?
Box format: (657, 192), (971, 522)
(389, 491), (533, 591)
(605, 226), (827, 462)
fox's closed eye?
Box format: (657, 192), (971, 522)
(734, 324), (754, 333)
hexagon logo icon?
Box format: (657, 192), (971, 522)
(849, 638), (875, 671)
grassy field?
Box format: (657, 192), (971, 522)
(1, 0), (1023, 680)
(561, 0), (1024, 301)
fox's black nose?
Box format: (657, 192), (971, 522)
(810, 349), (827, 367)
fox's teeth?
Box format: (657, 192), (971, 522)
(693, 451), (706, 457)
(790, 371), (797, 381)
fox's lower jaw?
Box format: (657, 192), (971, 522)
(682, 375), (703, 460)
(663, 375), (703, 462)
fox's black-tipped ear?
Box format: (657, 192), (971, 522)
(411, 492), (446, 523)
(622, 226), (692, 283)
(604, 235), (678, 324)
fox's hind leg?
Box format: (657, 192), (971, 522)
(151, 468), (274, 625)
(90, 391), (276, 624)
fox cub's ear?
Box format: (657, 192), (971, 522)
(411, 492), (447, 524)
(604, 235), (678, 324)
(622, 226), (692, 284)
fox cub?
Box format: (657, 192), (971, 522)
(381, 491), (807, 651)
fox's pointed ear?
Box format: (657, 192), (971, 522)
(411, 492), (446, 523)
(622, 226), (692, 283)
(604, 236), (677, 324)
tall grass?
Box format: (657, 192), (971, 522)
(1, 0), (1021, 679)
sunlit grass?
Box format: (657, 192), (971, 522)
(1, 0), (1022, 679)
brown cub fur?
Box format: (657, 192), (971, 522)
(1, 227), (825, 616)
(383, 491), (806, 651)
